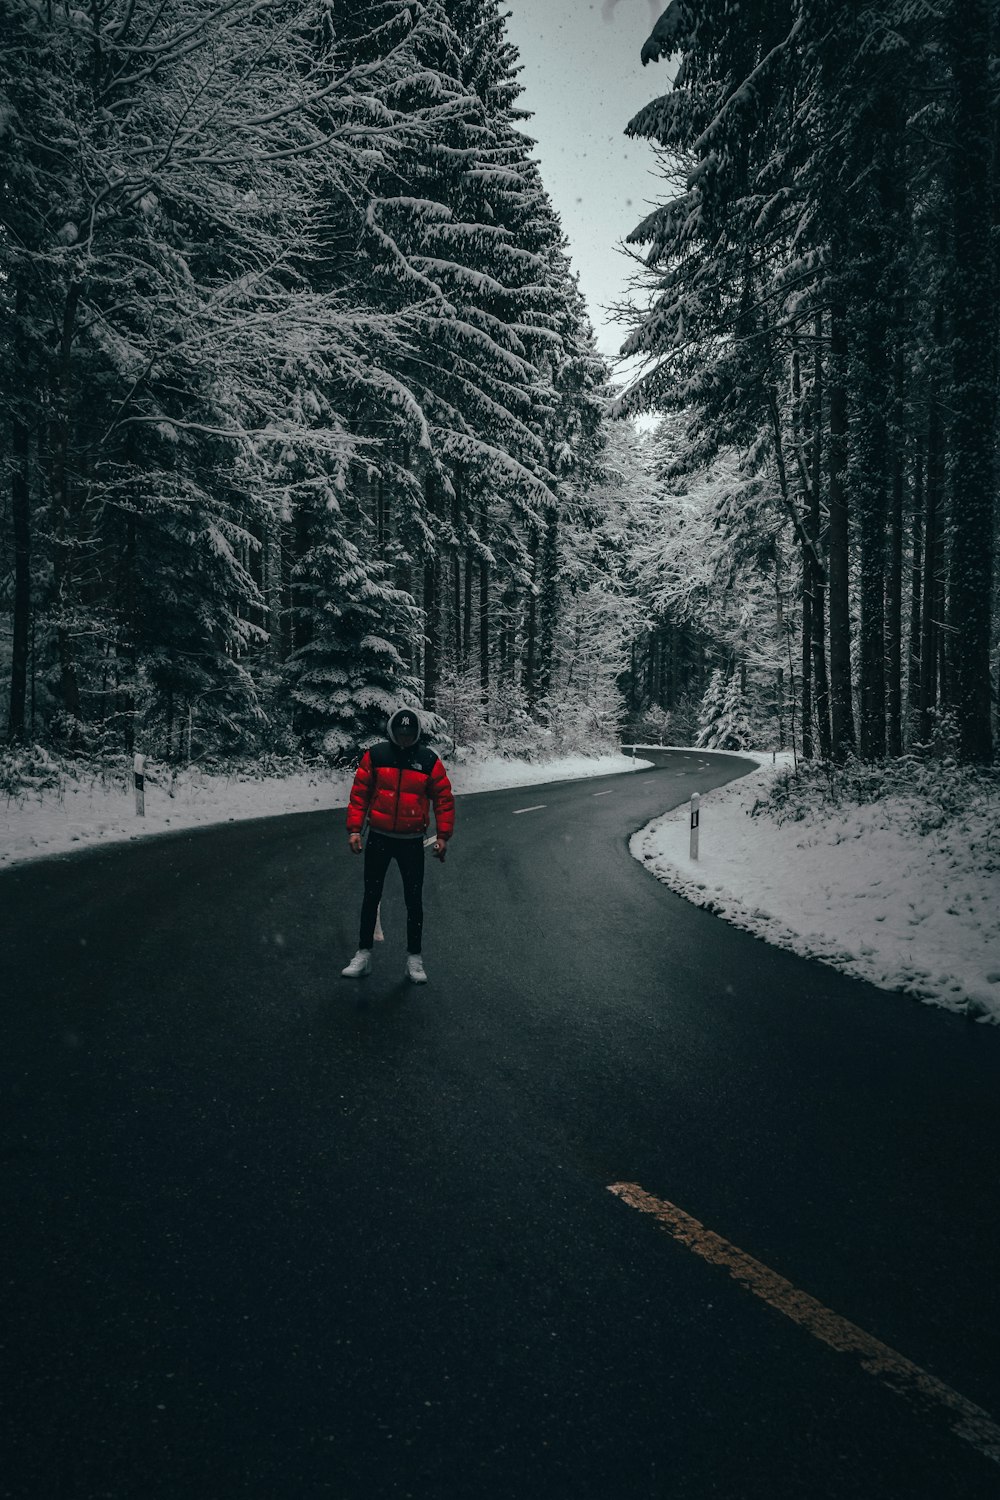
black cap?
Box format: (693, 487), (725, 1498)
(389, 709), (421, 745)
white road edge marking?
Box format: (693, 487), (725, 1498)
(512, 804), (546, 815)
(593, 790), (614, 797)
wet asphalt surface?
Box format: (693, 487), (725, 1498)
(2, 749), (1000, 1499)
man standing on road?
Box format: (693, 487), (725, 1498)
(341, 708), (455, 984)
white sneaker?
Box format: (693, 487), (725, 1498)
(341, 949), (372, 978)
(405, 955), (427, 984)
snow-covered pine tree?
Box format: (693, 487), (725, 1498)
(272, 1), (467, 756)
(340, 0), (605, 732)
(282, 524), (421, 759)
(696, 666), (754, 752)
(0, 0), (462, 756)
(695, 667), (728, 749)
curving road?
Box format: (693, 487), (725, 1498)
(3, 749), (1000, 1499)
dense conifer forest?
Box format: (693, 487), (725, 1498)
(620, 0), (998, 766)
(0, 0), (634, 764)
(1, 0), (997, 767)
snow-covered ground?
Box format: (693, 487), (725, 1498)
(631, 752), (1000, 1025)
(0, 751), (649, 870)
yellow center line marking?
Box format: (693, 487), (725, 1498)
(512, 804), (546, 815)
(608, 1182), (1000, 1468)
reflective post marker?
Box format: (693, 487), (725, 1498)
(689, 792), (700, 860)
(134, 753), (145, 817)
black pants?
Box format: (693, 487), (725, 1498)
(359, 831), (425, 954)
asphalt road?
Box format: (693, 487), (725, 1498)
(3, 749), (1000, 1500)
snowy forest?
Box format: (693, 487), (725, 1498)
(1, 0), (997, 770)
(621, 0), (998, 767)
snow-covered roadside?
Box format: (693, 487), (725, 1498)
(0, 752), (651, 871)
(631, 755), (1000, 1024)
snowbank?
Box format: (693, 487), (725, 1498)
(631, 755), (1000, 1024)
(0, 751), (650, 871)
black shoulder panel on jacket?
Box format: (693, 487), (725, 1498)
(368, 740), (437, 773)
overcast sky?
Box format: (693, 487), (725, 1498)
(503, 0), (670, 368)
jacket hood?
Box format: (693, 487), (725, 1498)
(387, 708), (422, 747)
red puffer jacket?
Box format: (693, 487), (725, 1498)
(347, 741), (455, 841)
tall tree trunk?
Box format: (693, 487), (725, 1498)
(906, 455), (924, 740)
(423, 474), (439, 709)
(801, 555), (813, 759)
(452, 476), (462, 664)
(887, 321), (911, 756)
(280, 522), (294, 660)
(499, 587), (516, 682)
(479, 501), (490, 705)
(51, 282), (82, 723)
(523, 525), (539, 708)
(791, 347), (813, 758)
(947, 0), (996, 761)
(423, 555), (439, 709)
(668, 624), (680, 707)
(920, 359), (944, 742)
(7, 284), (33, 743)
(886, 401), (905, 758)
(463, 546), (473, 664)
(263, 521), (282, 666)
(536, 506), (559, 703)
(855, 310), (889, 762)
(7, 414), (31, 742)
(119, 511), (137, 753)
(165, 689), (174, 760)
(885, 119), (908, 760)
(811, 317), (832, 759)
(827, 297), (856, 759)
(452, 553), (462, 663)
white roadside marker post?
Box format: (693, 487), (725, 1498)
(689, 792), (700, 860)
(134, 753), (146, 817)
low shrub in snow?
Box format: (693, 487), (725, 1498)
(1, 744), (132, 803)
(0, 743), (341, 804)
(751, 756), (1000, 872)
